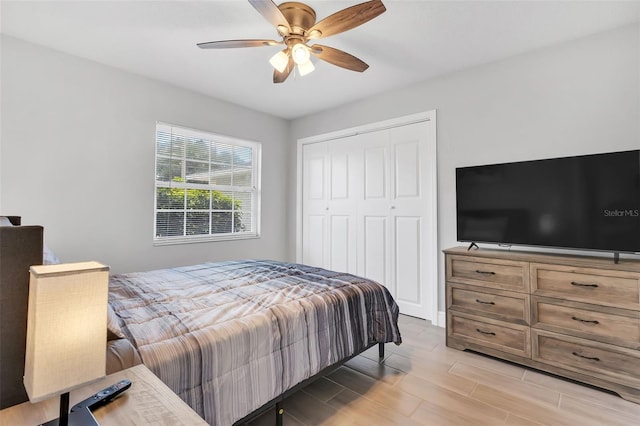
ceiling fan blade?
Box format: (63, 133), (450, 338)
(310, 45), (369, 72)
(273, 56), (294, 83)
(249, 0), (291, 34)
(306, 0), (386, 40)
(197, 39), (281, 49)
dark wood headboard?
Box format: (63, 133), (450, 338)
(0, 216), (43, 409)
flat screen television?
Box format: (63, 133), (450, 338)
(456, 149), (640, 254)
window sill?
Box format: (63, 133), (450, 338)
(153, 233), (260, 246)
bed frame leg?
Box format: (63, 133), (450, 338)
(275, 402), (283, 426)
(378, 342), (384, 359)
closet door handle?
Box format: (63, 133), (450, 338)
(571, 281), (599, 288)
(476, 328), (496, 336)
(475, 270), (496, 275)
(571, 316), (599, 325)
(572, 351), (600, 362)
(475, 299), (495, 305)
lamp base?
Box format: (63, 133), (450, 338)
(40, 408), (99, 426)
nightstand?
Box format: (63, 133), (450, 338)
(0, 364), (207, 425)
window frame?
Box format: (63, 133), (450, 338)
(153, 122), (262, 245)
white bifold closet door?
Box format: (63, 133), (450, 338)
(301, 119), (435, 320)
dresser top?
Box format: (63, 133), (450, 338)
(444, 246), (640, 273)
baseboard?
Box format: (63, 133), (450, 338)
(437, 311), (446, 328)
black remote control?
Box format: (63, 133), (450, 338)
(70, 379), (132, 412)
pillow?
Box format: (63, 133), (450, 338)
(43, 245), (61, 264)
(107, 303), (126, 340)
(0, 216), (13, 226)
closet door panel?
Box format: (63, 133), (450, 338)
(305, 215), (325, 267)
(327, 139), (360, 274)
(330, 215), (351, 273)
(389, 122), (431, 318)
(394, 141), (420, 199)
(302, 143), (328, 267)
(395, 216), (421, 308)
(308, 156), (325, 200)
(364, 146), (387, 200)
(363, 215), (388, 286)
(330, 153), (349, 200)
(358, 131), (391, 285)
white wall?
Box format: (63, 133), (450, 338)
(290, 23), (640, 311)
(1, 36), (291, 273)
(2, 23), (638, 293)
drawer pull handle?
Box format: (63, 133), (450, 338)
(571, 281), (599, 288)
(476, 328), (496, 336)
(475, 270), (496, 275)
(475, 299), (495, 305)
(572, 351), (600, 362)
(571, 316), (600, 325)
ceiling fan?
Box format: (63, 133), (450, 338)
(197, 0), (386, 83)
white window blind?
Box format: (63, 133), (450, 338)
(154, 123), (261, 244)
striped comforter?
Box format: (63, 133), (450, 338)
(108, 260), (401, 425)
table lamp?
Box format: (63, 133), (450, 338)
(23, 261), (109, 426)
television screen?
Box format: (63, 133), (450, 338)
(456, 150), (640, 253)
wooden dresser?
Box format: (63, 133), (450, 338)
(444, 246), (640, 403)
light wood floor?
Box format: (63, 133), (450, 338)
(248, 314), (640, 425)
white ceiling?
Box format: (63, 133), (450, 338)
(2, 1), (639, 119)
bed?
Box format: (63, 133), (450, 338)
(0, 217), (402, 425)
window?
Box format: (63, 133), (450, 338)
(154, 123), (261, 244)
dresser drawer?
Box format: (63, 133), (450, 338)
(448, 255), (529, 292)
(447, 312), (530, 358)
(532, 297), (640, 350)
(531, 263), (640, 309)
(449, 284), (530, 324)
(533, 330), (640, 389)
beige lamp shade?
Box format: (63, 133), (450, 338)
(24, 261), (109, 402)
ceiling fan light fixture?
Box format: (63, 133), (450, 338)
(198, 0), (387, 83)
(307, 29), (322, 39)
(291, 43), (311, 65)
(297, 59), (315, 76)
(269, 50), (289, 72)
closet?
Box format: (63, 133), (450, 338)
(298, 112), (437, 320)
